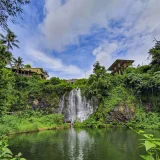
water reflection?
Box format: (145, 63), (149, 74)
(9, 128), (143, 160)
(67, 129), (94, 160)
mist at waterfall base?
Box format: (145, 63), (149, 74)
(59, 88), (97, 123)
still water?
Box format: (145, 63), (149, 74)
(9, 128), (148, 160)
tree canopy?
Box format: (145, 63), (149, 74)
(0, 0), (30, 29)
(149, 40), (160, 72)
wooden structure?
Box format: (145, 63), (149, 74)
(12, 68), (49, 79)
(108, 59), (134, 75)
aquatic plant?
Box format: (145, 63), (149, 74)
(0, 136), (26, 160)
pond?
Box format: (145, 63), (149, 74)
(9, 128), (158, 160)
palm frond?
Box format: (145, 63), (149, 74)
(14, 40), (20, 43)
(9, 43), (13, 50)
(0, 40), (7, 44)
(0, 33), (5, 39)
(12, 43), (20, 48)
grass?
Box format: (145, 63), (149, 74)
(0, 112), (69, 135)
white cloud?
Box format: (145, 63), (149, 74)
(89, 0), (160, 70)
(40, 0), (127, 51)
(39, 0), (160, 69)
(26, 47), (84, 78)
(92, 34), (154, 70)
(92, 41), (118, 69)
(9, 0), (160, 79)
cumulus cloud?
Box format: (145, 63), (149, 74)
(92, 41), (118, 69)
(26, 48), (84, 78)
(90, 0), (160, 70)
(92, 35), (153, 70)
(10, 0), (160, 78)
(40, 0), (127, 51)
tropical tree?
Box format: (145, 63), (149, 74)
(0, 44), (12, 65)
(85, 61), (112, 101)
(0, 61), (15, 115)
(149, 40), (160, 72)
(0, 0), (30, 29)
(0, 30), (20, 67)
(13, 57), (24, 73)
(24, 64), (31, 68)
(0, 29), (19, 50)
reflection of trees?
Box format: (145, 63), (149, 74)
(9, 128), (142, 160)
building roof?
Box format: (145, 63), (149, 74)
(108, 59), (134, 71)
(12, 67), (49, 77)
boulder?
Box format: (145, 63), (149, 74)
(108, 103), (135, 123)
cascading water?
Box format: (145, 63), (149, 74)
(59, 88), (97, 123)
(59, 94), (65, 113)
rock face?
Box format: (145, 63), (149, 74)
(108, 103), (135, 123)
(32, 99), (51, 112)
(30, 88), (98, 123)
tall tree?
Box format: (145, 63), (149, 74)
(13, 56), (24, 73)
(24, 64), (31, 68)
(0, 0), (30, 29)
(0, 30), (20, 67)
(149, 40), (160, 72)
(0, 61), (15, 115)
(0, 44), (12, 65)
(85, 61), (112, 101)
(0, 29), (19, 50)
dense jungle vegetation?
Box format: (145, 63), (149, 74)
(0, 32), (160, 132)
(0, 0), (159, 133)
(0, 1), (160, 160)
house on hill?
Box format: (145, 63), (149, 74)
(108, 59), (134, 75)
(66, 79), (77, 84)
(12, 68), (49, 79)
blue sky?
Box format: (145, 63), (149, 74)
(5, 0), (160, 79)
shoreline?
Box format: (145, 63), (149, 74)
(3, 125), (70, 136)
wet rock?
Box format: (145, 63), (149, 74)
(108, 103), (135, 123)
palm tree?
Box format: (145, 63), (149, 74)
(13, 56), (24, 73)
(0, 29), (19, 50)
(0, 44), (12, 65)
(0, 30), (19, 68)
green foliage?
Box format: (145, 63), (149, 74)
(0, 44), (12, 65)
(123, 67), (160, 111)
(0, 136), (26, 160)
(74, 116), (107, 128)
(128, 108), (160, 129)
(24, 64), (31, 68)
(0, 37), (160, 132)
(0, 29), (19, 50)
(149, 40), (160, 72)
(89, 86), (136, 123)
(0, 112), (68, 135)
(0, 0), (30, 29)
(13, 56), (24, 73)
(85, 61), (112, 101)
(50, 77), (61, 85)
(0, 63), (15, 115)
(133, 130), (160, 160)
(74, 78), (87, 89)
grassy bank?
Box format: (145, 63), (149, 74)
(73, 86), (160, 130)
(73, 112), (160, 130)
(0, 112), (69, 135)
(74, 108), (160, 130)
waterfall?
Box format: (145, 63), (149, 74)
(60, 88), (96, 123)
(59, 94), (65, 113)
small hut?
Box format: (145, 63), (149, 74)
(108, 59), (134, 75)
